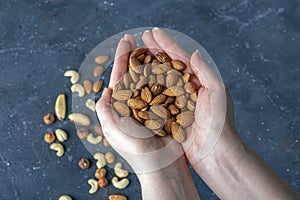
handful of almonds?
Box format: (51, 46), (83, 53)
(112, 47), (197, 143)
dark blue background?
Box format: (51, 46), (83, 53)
(0, 0), (299, 199)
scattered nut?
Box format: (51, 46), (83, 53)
(108, 194), (127, 200)
(78, 158), (90, 170)
(44, 132), (56, 143)
(83, 80), (92, 94)
(55, 129), (68, 142)
(55, 94), (66, 121)
(98, 177), (108, 188)
(64, 70), (79, 84)
(43, 113), (55, 125)
(87, 133), (102, 144)
(77, 128), (89, 139)
(50, 143), (64, 157)
(71, 83), (85, 97)
(93, 66), (104, 77)
(95, 55), (109, 64)
(93, 124), (103, 136)
(114, 163), (128, 178)
(105, 152), (115, 164)
(95, 168), (107, 179)
(58, 195), (72, 200)
(88, 179), (98, 194)
(103, 138), (110, 147)
(85, 99), (96, 112)
(93, 80), (103, 93)
(93, 153), (106, 168)
(111, 177), (129, 189)
(68, 113), (91, 126)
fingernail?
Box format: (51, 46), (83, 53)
(124, 34), (130, 40)
(144, 30), (150, 33)
(152, 27), (159, 32)
(120, 37), (125, 42)
(101, 87), (107, 97)
(195, 49), (202, 58)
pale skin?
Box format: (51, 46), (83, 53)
(96, 28), (299, 200)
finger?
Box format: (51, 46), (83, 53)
(151, 28), (200, 87)
(190, 50), (223, 91)
(152, 28), (190, 69)
(109, 38), (131, 88)
(124, 34), (136, 50)
(96, 88), (133, 148)
(142, 30), (162, 55)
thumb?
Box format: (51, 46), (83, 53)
(190, 50), (223, 90)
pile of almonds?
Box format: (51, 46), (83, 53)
(112, 48), (197, 143)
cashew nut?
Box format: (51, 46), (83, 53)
(50, 143), (64, 157)
(71, 83), (85, 97)
(88, 179), (98, 194)
(58, 195), (72, 200)
(87, 133), (102, 144)
(93, 152), (106, 168)
(55, 129), (68, 142)
(111, 177), (129, 189)
(64, 70), (79, 84)
(85, 99), (96, 112)
(114, 163), (129, 178)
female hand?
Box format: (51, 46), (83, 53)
(96, 33), (200, 200)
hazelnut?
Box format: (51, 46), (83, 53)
(93, 124), (103, 136)
(103, 138), (110, 147)
(95, 168), (107, 179)
(77, 128), (89, 139)
(98, 177), (108, 188)
(78, 158), (90, 170)
(104, 152), (115, 164)
(44, 132), (56, 143)
(43, 113), (55, 125)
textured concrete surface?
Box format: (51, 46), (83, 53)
(0, 0), (299, 199)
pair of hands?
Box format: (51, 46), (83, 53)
(96, 28), (235, 199)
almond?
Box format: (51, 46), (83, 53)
(150, 84), (164, 96)
(93, 66), (104, 77)
(144, 54), (152, 64)
(152, 59), (160, 65)
(162, 61), (172, 67)
(143, 64), (152, 77)
(114, 82), (123, 92)
(166, 70), (179, 87)
(175, 95), (188, 109)
(150, 104), (170, 119)
(132, 88), (139, 97)
(83, 80), (92, 94)
(113, 101), (131, 116)
(156, 52), (171, 62)
(137, 54), (145, 63)
(144, 119), (163, 130)
(95, 55), (109, 64)
(168, 104), (180, 115)
(171, 60), (186, 71)
(190, 91), (198, 102)
(183, 73), (190, 83)
(136, 75), (147, 89)
(187, 100), (196, 111)
(132, 108), (144, 124)
(129, 56), (141, 68)
(163, 86), (185, 96)
(130, 82), (136, 91)
(154, 129), (167, 137)
(130, 47), (146, 58)
(150, 94), (166, 105)
(138, 110), (159, 120)
(184, 82), (197, 94)
(165, 97), (175, 104)
(152, 64), (171, 74)
(156, 74), (165, 85)
(141, 87), (152, 103)
(128, 98), (148, 109)
(171, 122), (186, 143)
(123, 73), (132, 89)
(148, 75), (156, 88)
(131, 64), (144, 74)
(164, 116), (175, 134)
(129, 69), (139, 82)
(176, 78), (183, 86)
(112, 90), (132, 101)
(93, 80), (103, 93)
(176, 111), (195, 128)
